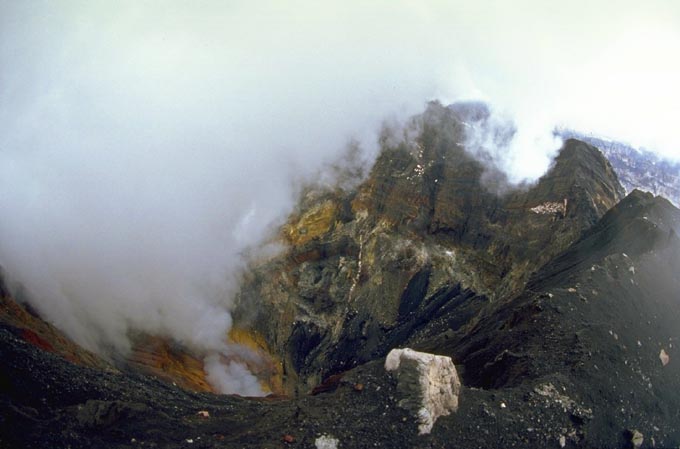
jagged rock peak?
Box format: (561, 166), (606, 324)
(517, 138), (625, 225)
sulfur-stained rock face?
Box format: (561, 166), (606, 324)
(385, 348), (461, 434)
(233, 101), (625, 393)
(227, 327), (286, 395)
(124, 328), (287, 395)
(284, 200), (340, 247)
(125, 335), (216, 393)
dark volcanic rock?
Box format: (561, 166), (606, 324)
(76, 400), (149, 428)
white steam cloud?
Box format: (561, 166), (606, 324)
(1, 1), (678, 392)
(204, 355), (262, 397)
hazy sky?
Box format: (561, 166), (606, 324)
(0, 1), (678, 392)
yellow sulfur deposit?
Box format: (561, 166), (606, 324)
(284, 200), (338, 246)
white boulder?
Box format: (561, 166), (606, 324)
(385, 348), (461, 434)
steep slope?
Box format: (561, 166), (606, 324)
(423, 189), (680, 447)
(232, 102), (625, 393)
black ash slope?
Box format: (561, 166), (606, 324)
(431, 190), (680, 448)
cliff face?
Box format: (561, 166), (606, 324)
(232, 102), (625, 393)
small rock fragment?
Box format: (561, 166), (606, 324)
(282, 434), (295, 443)
(559, 435), (566, 448)
(660, 349), (670, 366)
(186, 439), (193, 444)
(631, 429), (643, 449)
(197, 410), (210, 418)
(500, 402), (507, 409)
(353, 383), (364, 392)
(315, 435), (339, 449)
